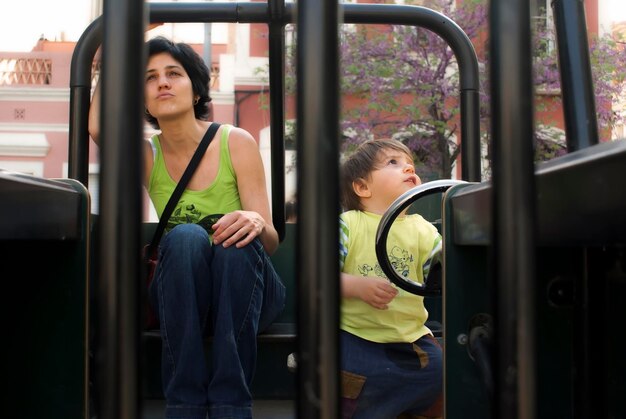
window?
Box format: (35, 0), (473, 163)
(532, 0), (555, 54)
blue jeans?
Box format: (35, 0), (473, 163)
(340, 330), (443, 419)
(149, 223), (286, 419)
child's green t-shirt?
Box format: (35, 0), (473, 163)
(339, 210), (442, 343)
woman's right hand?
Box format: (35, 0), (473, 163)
(211, 210), (266, 249)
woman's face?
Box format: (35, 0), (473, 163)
(144, 52), (195, 122)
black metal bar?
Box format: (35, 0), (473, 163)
(296, 0), (340, 417)
(461, 89), (481, 181)
(70, 3), (481, 185)
(268, 0), (286, 240)
(489, 0), (537, 418)
(96, 0), (145, 418)
(552, 2), (599, 416)
(148, 2), (269, 23)
(69, 18), (102, 186)
(551, 0), (599, 151)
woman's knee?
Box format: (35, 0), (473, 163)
(162, 223), (211, 256)
(211, 240), (265, 291)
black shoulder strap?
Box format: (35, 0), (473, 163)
(146, 122), (221, 258)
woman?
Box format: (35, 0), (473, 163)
(89, 36), (286, 419)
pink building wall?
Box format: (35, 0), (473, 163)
(0, 41), (238, 178)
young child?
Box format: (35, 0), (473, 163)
(339, 138), (443, 419)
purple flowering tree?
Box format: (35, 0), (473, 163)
(336, 0), (626, 180)
(586, 34), (626, 134)
(339, 0), (488, 180)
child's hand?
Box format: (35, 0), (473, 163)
(357, 277), (398, 310)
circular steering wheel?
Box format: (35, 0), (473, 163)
(375, 179), (468, 296)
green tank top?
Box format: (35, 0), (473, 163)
(148, 124), (242, 232)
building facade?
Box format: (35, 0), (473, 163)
(0, 0), (278, 218)
(0, 0), (621, 217)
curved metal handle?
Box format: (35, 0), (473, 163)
(375, 179), (467, 296)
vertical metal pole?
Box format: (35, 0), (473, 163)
(69, 18), (103, 185)
(296, 0), (340, 417)
(460, 88), (481, 182)
(489, 0), (537, 417)
(551, 0), (599, 151)
(97, 0), (145, 418)
(551, 3), (600, 409)
(269, 0), (286, 241)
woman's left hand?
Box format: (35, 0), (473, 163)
(211, 210), (266, 248)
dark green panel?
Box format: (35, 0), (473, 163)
(442, 183), (491, 419)
(270, 223), (297, 324)
(533, 248), (576, 418)
(2, 178), (89, 419)
(587, 246), (626, 419)
(250, 341), (297, 399)
(443, 182), (626, 418)
(533, 246), (625, 417)
(607, 256), (626, 419)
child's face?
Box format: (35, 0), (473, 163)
(366, 149), (421, 207)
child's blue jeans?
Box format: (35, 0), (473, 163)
(340, 330), (443, 419)
(149, 223), (286, 419)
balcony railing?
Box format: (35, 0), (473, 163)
(0, 58), (52, 85)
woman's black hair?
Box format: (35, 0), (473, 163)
(145, 36), (212, 129)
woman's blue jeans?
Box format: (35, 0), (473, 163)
(149, 223), (286, 419)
